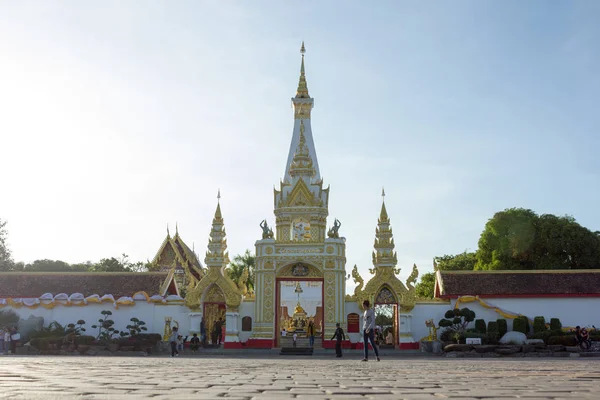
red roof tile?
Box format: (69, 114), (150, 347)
(0, 272), (170, 298)
(436, 270), (600, 298)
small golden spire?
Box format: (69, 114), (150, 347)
(175, 222), (179, 236)
(379, 198), (389, 223)
(289, 120), (315, 177)
(296, 42), (310, 98)
(217, 188), (221, 203)
(167, 223), (170, 238)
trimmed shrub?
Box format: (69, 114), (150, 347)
(531, 331), (552, 343)
(533, 316), (546, 334)
(497, 319), (508, 337)
(475, 319), (487, 334)
(549, 318), (562, 331)
(513, 316), (530, 334)
(547, 335), (577, 346)
(487, 321), (499, 342)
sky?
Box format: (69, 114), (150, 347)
(1, 1), (599, 290)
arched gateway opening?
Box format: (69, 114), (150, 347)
(374, 286), (398, 348)
(275, 263), (324, 348)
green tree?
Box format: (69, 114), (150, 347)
(475, 208), (600, 270)
(91, 254), (132, 272)
(415, 272), (436, 299)
(435, 251), (477, 271)
(0, 219), (15, 271)
(476, 208), (538, 270)
(226, 250), (255, 290)
(24, 259), (76, 272)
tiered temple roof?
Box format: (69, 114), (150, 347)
(435, 270), (600, 298)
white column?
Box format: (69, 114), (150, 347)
(188, 312), (203, 334)
(399, 313), (415, 343)
(225, 311), (240, 342)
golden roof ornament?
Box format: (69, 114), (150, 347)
(289, 120), (315, 177)
(296, 41), (310, 99)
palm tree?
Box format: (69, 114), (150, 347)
(226, 250), (255, 291)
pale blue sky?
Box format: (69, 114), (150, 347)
(1, 1), (599, 287)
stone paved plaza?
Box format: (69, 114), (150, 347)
(1, 355), (600, 399)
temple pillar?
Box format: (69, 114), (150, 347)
(188, 311), (203, 334)
(224, 310), (242, 348)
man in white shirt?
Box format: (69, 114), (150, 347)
(362, 300), (380, 361)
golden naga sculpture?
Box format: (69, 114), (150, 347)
(163, 317), (179, 341)
(351, 265), (364, 296)
(406, 264), (419, 291)
(420, 319), (438, 342)
(237, 266), (249, 296)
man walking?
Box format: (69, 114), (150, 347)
(362, 300), (380, 362)
(307, 320), (316, 348)
(169, 326), (179, 357)
(331, 323), (346, 358)
(215, 318), (223, 346)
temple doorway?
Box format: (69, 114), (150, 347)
(374, 286), (398, 348)
(276, 278), (323, 348)
(203, 285), (226, 345)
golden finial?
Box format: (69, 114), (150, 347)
(296, 42), (309, 98)
(167, 223), (170, 237)
(175, 222), (179, 236)
(382, 187), (386, 199)
(214, 190), (223, 220)
(217, 189), (221, 203)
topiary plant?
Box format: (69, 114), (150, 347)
(533, 316), (546, 334)
(487, 321), (499, 342)
(550, 318), (562, 331)
(475, 319), (486, 334)
(438, 308), (476, 343)
(497, 319), (508, 337)
(513, 317), (525, 334)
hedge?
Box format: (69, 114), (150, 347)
(475, 319), (486, 334)
(550, 318), (562, 331)
(497, 319), (508, 337)
(533, 316), (546, 334)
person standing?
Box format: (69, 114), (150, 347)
(307, 321), (316, 348)
(292, 332), (298, 347)
(331, 323), (346, 358)
(200, 318), (207, 347)
(169, 327), (179, 357)
(0, 326), (5, 355)
(362, 300), (380, 362)
(190, 333), (200, 352)
(215, 318), (223, 346)
(4, 328), (12, 355)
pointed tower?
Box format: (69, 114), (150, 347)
(372, 190), (398, 268)
(204, 199), (230, 273)
(253, 43), (346, 347)
(283, 42), (321, 182)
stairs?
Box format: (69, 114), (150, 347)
(279, 336), (322, 356)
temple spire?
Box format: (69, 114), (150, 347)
(296, 41), (309, 99)
(285, 42), (320, 181)
(373, 192), (397, 268)
(205, 196), (229, 271)
(289, 120), (316, 178)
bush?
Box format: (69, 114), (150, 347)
(497, 319), (508, 337)
(531, 331), (552, 342)
(513, 316), (529, 334)
(533, 316), (546, 334)
(487, 321), (499, 342)
(547, 335), (577, 346)
(475, 319), (486, 334)
(549, 318), (562, 331)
